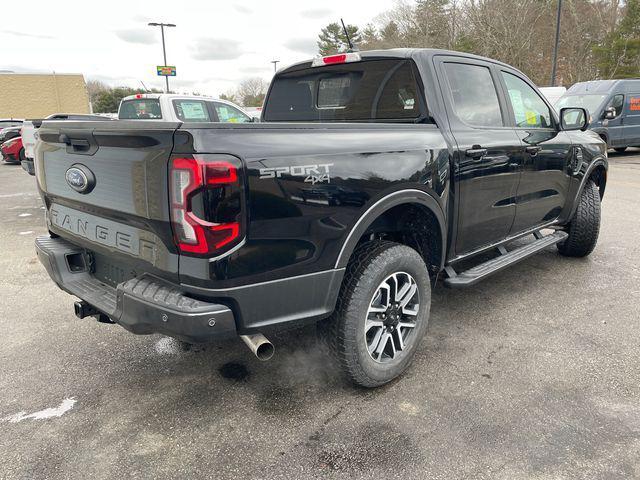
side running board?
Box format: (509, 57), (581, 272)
(444, 230), (568, 288)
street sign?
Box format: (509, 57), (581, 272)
(156, 66), (176, 77)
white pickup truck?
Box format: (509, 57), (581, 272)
(20, 113), (112, 174)
(118, 94), (258, 123)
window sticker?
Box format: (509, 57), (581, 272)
(508, 90), (526, 125)
(630, 97), (640, 111)
(181, 102), (208, 120)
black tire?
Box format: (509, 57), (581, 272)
(558, 180), (600, 257)
(320, 241), (431, 387)
(614, 147), (627, 153)
(19, 148), (26, 162)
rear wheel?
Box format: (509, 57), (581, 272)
(320, 241), (431, 387)
(558, 180), (601, 257)
(614, 147), (627, 153)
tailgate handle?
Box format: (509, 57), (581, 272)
(59, 132), (97, 155)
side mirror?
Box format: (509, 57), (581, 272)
(251, 116), (260, 123)
(603, 106), (616, 120)
(560, 107), (589, 131)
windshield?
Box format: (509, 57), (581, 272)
(555, 94), (607, 113)
(263, 59), (426, 122)
(119, 99), (162, 119)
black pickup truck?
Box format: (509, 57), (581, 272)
(34, 49), (607, 387)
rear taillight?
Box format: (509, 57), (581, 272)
(169, 156), (244, 257)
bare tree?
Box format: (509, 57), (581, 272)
(235, 78), (269, 107)
(86, 79), (109, 110)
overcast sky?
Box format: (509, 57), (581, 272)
(1, 0), (392, 96)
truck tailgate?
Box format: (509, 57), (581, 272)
(35, 120), (181, 282)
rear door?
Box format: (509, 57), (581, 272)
(35, 121), (180, 283)
(497, 69), (573, 233)
(436, 56), (523, 255)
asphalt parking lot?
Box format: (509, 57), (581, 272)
(1, 151), (639, 480)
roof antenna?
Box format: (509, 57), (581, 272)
(341, 18), (358, 52)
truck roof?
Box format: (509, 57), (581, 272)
(121, 93), (222, 102)
(279, 48), (517, 74)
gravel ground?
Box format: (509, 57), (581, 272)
(1, 151), (639, 480)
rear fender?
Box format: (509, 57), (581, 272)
(334, 189), (446, 269)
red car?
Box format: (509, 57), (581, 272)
(1, 136), (24, 164)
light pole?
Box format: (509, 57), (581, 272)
(550, 0), (562, 86)
(148, 22), (176, 93)
(271, 60), (280, 74)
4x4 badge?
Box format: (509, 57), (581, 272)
(259, 163), (333, 185)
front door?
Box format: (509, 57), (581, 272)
(604, 94), (625, 147)
(498, 70), (573, 233)
(436, 58), (523, 255)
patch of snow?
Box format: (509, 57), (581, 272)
(18, 231), (34, 235)
(3, 397), (77, 423)
(154, 337), (181, 355)
(18, 213), (32, 217)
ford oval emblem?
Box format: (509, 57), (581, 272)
(65, 165), (96, 194)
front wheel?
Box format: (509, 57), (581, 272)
(320, 241), (431, 387)
(558, 180), (601, 257)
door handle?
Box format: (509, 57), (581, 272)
(525, 146), (542, 156)
(465, 147), (488, 159)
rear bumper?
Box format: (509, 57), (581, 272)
(36, 235), (345, 342)
(35, 235), (236, 343)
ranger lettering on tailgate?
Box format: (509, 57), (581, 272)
(49, 204), (157, 259)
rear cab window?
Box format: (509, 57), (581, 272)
(263, 58), (427, 122)
(119, 99), (162, 119)
(173, 99), (211, 121)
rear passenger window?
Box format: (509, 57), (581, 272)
(501, 72), (553, 129)
(444, 63), (503, 127)
(173, 100), (211, 122)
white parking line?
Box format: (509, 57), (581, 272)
(2, 398), (77, 423)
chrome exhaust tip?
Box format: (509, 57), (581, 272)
(240, 333), (274, 361)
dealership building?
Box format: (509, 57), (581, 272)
(0, 73), (89, 118)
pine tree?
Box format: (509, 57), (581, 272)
(317, 23), (362, 55)
(594, 0), (640, 78)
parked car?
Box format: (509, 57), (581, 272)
(1, 136), (24, 164)
(118, 94), (258, 123)
(539, 86), (566, 106)
(0, 125), (22, 144)
(34, 49), (607, 387)
(21, 113), (113, 175)
(556, 79), (640, 151)
(242, 106), (263, 119)
(0, 119), (23, 129)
